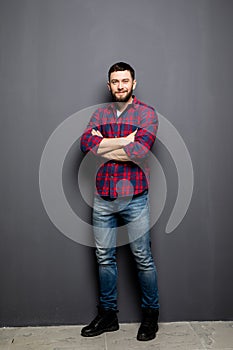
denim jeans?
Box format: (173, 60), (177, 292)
(93, 190), (159, 311)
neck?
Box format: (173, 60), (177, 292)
(116, 96), (133, 112)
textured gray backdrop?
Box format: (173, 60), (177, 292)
(1, 0), (233, 326)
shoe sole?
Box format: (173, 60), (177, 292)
(137, 324), (159, 341)
(81, 324), (119, 337)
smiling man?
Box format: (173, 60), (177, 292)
(80, 62), (159, 341)
(109, 68), (136, 103)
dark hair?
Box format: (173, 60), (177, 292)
(108, 62), (135, 81)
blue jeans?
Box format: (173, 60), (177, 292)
(93, 191), (159, 311)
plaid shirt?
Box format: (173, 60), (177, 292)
(80, 96), (158, 198)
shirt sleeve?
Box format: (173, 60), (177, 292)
(123, 107), (159, 160)
(80, 109), (103, 155)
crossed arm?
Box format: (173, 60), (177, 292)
(91, 129), (137, 161)
(81, 109), (158, 161)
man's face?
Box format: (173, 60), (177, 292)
(108, 70), (136, 103)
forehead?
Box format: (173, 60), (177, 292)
(109, 70), (132, 81)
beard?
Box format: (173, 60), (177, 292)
(110, 87), (134, 103)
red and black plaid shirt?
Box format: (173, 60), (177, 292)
(80, 96), (158, 198)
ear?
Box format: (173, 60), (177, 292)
(107, 82), (111, 91)
(132, 79), (137, 90)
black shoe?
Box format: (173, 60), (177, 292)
(137, 308), (159, 341)
(81, 307), (119, 337)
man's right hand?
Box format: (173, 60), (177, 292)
(125, 128), (138, 142)
(120, 128), (138, 146)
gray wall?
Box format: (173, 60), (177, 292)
(1, 0), (233, 326)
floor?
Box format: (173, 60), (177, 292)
(0, 322), (232, 350)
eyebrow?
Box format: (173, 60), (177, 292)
(111, 78), (130, 82)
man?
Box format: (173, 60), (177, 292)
(80, 62), (159, 341)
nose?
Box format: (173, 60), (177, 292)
(118, 81), (124, 90)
